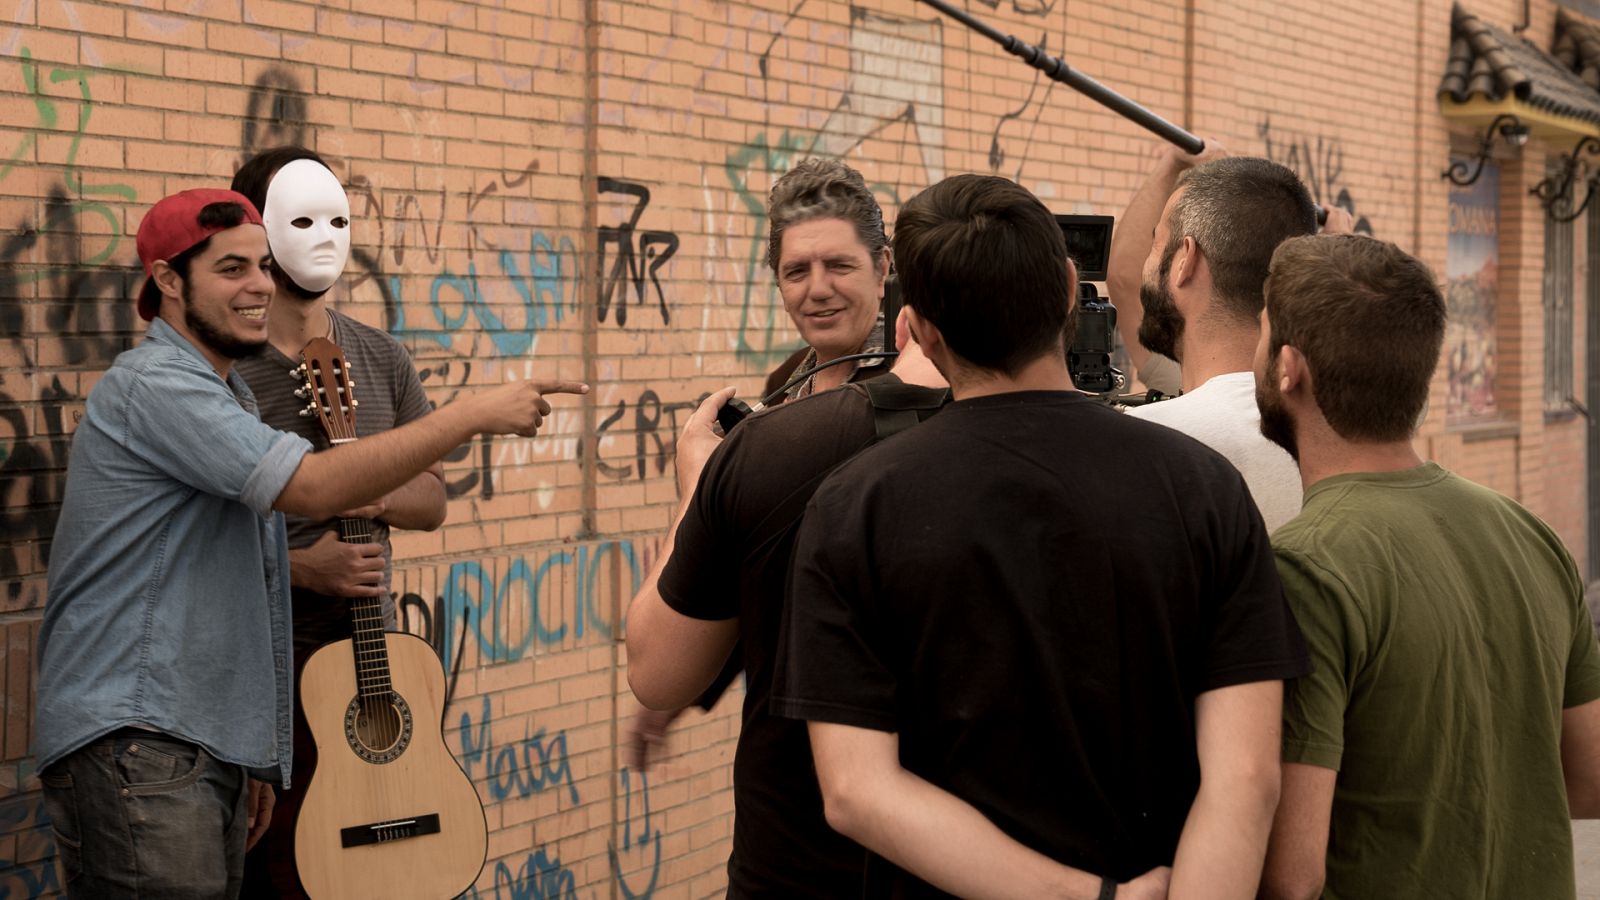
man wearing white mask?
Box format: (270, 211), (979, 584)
(231, 147), (447, 899)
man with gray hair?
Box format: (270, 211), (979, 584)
(1106, 148), (1324, 532)
(624, 157), (916, 897)
(759, 157), (896, 400)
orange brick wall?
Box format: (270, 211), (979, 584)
(0, 1), (1591, 897)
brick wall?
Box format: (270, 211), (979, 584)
(0, 1), (1590, 897)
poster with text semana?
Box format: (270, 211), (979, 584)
(1446, 159), (1500, 424)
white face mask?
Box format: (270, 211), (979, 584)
(262, 159), (351, 295)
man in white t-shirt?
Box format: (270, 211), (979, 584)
(1107, 150), (1339, 532)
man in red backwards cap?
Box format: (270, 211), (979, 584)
(32, 190), (583, 898)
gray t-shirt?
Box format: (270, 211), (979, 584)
(235, 309), (432, 637)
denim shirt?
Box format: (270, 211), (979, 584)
(33, 318), (312, 786)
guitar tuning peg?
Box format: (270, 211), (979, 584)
(348, 378), (356, 387)
(352, 400), (360, 408)
(298, 408), (313, 417)
(288, 365), (305, 379)
(294, 386), (311, 399)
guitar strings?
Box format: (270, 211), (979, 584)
(317, 355), (400, 754)
(343, 516), (395, 750)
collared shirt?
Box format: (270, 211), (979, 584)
(782, 314), (890, 402)
(33, 317), (311, 786)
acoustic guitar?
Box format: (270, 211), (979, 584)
(291, 337), (487, 900)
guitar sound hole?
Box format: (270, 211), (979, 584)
(342, 693), (414, 764)
(355, 700), (404, 753)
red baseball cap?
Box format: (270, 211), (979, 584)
(134, 188), (264, 321)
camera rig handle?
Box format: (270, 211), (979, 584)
(913, 0), (1329, 226)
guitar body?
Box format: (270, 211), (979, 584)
(295, 633), (487, 900)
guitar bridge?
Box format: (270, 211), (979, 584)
(339, 813), (442, 848)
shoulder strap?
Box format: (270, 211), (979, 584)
(741, 382), (950, 555)
(850, 380), (952, 441)
(695, 381), (949, 711)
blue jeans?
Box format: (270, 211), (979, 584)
(40, 729), (249, 899)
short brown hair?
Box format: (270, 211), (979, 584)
(1265, 234), (1445, 441)
(766, 158), (887, 271)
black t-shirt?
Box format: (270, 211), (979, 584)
(659, 376), (949, 898)
(771, 390), (1310, 895)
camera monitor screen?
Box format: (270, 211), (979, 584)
(1056, 214), (1114, 283)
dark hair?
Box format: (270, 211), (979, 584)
(231, 146), (333, 299)
(1166, 157), (1318, 322)
(892, 174), (1072, 375)
(767, 158), (888, 272)
(231, 145), (330, 213)
(1265, 234), (1446, 442)
(139, 201), (251, 312)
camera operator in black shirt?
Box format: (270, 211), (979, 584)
(624, 158), (946, 898)
(626, 314), (946, 897)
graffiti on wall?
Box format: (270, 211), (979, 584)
(465, 848), (580, 900)
(986, 34), (1057, 177)
(348, 161), (579, 361)
(807, 8), (946, 185)
(0, 791), (61, 900)
(458, 695), (580, 806)
(1259, 116), (1375, 235)
(396, 541), (644, 671)
(241, 67), (308, 164)
(236, 66), (585, 368)
(456, 766), (664, 900)
(592, 388), (707, 482)
(596, 178), (679, 328)
(439, 541), (638, 667)
(0, 14), (731, 898)
(723, 129), (813, 366)
(711, 0), (948, 367)
(0, 48), (139, 592)
(971, 0), (1062, 15)
(609, 766), (662, 900)
(397, 536), (668, 661)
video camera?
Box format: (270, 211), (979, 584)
(1057, 214), (1124, 395)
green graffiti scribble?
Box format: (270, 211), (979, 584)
(0, 48), (139, 282)
(0, 50), (56, 182)
(724, 129), (812, 367)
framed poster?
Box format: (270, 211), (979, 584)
(1445, 159), (1501, 424)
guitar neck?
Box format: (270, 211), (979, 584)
(336, 514), (393, 701)
(296, 338), (392, 701)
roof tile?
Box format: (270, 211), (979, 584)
(1439, 2), (1600, 125)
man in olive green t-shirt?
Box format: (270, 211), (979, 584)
(1251, 234), (1600, 900)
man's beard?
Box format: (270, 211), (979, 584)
(1256, 358), (1300, 462)
(1138, 246), (1185, 363)
(183, 282), (265, 360)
